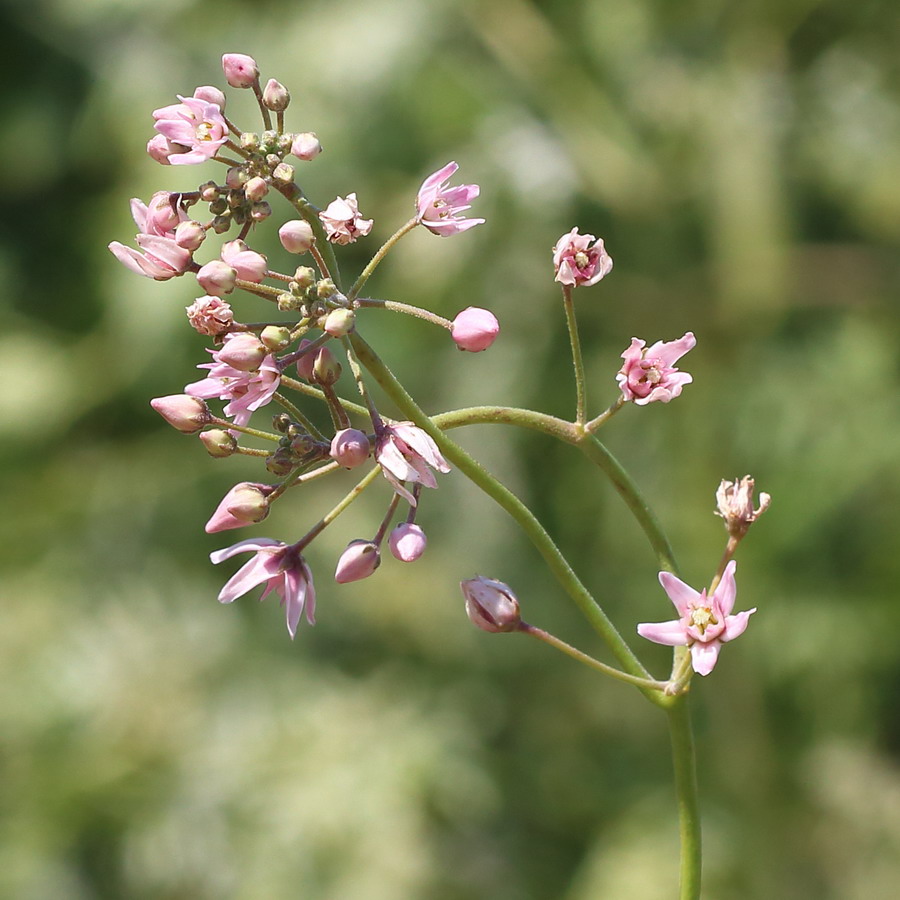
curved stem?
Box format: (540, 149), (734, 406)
(355, 297), (452, 330)
(668, 696), (702, 900)
(349, 331), (667, 704)
(347, 217), (419, 301)
(561, 284), (587, 425)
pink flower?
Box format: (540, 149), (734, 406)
(552, 228), (613, 287)
(221, 239), (268, 283)
(108, 234), (193, 280)
(205, 482), (274, 533)
(184, 340), (281, 427)
(451, 307), (499, 352)
(152, 95), (229, 165)
(147, 134), (176, 164)
(375, 423), (450, 505)
(130, 191), (188, 237)
(637, 561), (756, 676)
(319, 193), (373, 245)
(210, 538), (315, 638)
(416, 161), (484, 236)
(186, 296), (234, 336)
(617, 332), (696, 405)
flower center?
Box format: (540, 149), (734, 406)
(639, 360), (662, 385)
(574, 250), (590, 270)
(689, 604), (718, 636)
(197, 121), (217, 142)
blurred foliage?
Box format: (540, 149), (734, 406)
(1, 0), (899, 897)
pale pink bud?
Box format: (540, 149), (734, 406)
(291, 132), (322, 161)
(461, 576), (521, 633)
(389, 523), (427, 562)
(186, 296), (233, 336)
(174, 220), (206, 251)
(451, 307), (499, 352)
(200, 429), (237, 457)
(312, 346), (342, 385)
(150, 394), (211, 433)
(715, 476), (771, 539)
(323, 308), (355, 337)
(330, 428), (370, 468)
(193, 85), (226, 109)
(216, 333), (268, 372)
(295, 339), (317, 381)
(262, 78), (290, 111)
(222, 53), (259, 88)
(205, 482), (272, 533)
(221, 239), (268, 283)
(278, 220), (315, 254)
(197, 260), (237, 296)
(334, 540), (381, 584)
(260, 326), (291, 352)
(146, 134), (175, 165)
(243, 176), (269, 203)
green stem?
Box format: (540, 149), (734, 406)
(295, 465), (381, 549)
(561, 284), (587, 425)
(349, 331), (666, 703)
(668, 697), (702, 900)
(273, 392), (326, 442)
(355, 297), (452, 330)
(274, 182), (342, 290)
(347, 217), (419, 302)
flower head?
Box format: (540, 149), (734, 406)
(375, 423), (450, 505)
(211, 538), (315, 638)
(416, 161), (484, 237)
(637, 561), (756, 676)
(552, 229), (613, 287)
(616, 332), (696, 405)
(716, 476), (771, 539)
(152, 95), (229, 165)
(319, 193), (373, 245)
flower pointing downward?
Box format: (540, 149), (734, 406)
(375, 422), (450, 505)
(416, 162), (484, 236)
(637, 561), (756, 676)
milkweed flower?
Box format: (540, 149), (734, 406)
(210, 538), (315, 638)
(152, 95), (229, 165)
(552, 229), (613, 287)
(416, 161), (484, 236)
(375, 423), (450, 505)
(186, 296), (234, 336)
(716, 476), (771, 539)
(616, 332), (696, 405)
(637, 561), (756, 676)
(319, 193), (373, 244)
(108, 234), (193, 280)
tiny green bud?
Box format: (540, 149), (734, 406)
(316, 278), (337, 300)
(272, 162), (295, 184)
(277, 292), (302, 312)
(266, 447), (296, 476)
(211, 215), (232, 234)
(199, 429), (237, 458)
(260, 325), (292, 351)
(250, 201), (272, 222)
(209, 197), (228, 216)
(323, 308), (356, 337)
(240, 132), (260, 151)
(313, 346), (342, 385)
(293, 266), (316, 290)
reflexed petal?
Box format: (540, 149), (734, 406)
(690, 640), (722, 676)
(658, 571), (702, 615)
(216, 552), (282, 604)
(209, 537), (283, 565)
(637, 619), (689, 646)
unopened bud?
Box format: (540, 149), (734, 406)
(266, 447), (296, 476)
(294, 339), (317, 381)
(272, 162), (295, 184)
(250, 201), (272, 222)
(323, 308), (355, 337)
(293, 266), (316, 290)
(461, 576), (521, 633)
(174, 220), (205, 251)
(291, 132), (322, 161)
(211, 215), (232, 234)
(330, 428), (370, 468)
(217, 333), (268, 371)
(193, 85), (226, 109)
(279, 220), (315, 254)
(316, 279), (337, 300)
(222, 53), (259, 89)
(272, 412), (293, 433)
(262, 78), (290, 111)
(243, 176), (269, 203)
(313, 346), (342, 385)
(199, 429), (237, 457)
(277, 291), (301, 312)
(150, 395), (211, 433)
(389, 523), (427, 562)
(199, 181), (220, 202)
(715, 476), (771, 539)
(196, 260), (237, 297)
(205, 482), (272, 533)
(225, 166), (245, 189)
(240, 132), (260, 152)
(334, 540), (381, 584)
(451, 307), (500, 352)
(260, 325), (292, 352)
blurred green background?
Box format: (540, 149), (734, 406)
(2, 0), (899, 897)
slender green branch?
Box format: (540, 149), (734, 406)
(355, 297), (452, 330)
(585, 396), (625, 433)
(208, 417), (281, 443)
(279, 375), (370, 420)
(668, 697), (702, 900)
(273, 182), (342, 290)
(273, 392), (326, 442)
(561, 284), (587, 426)
(296, 465), (381, 549)
(347, 217), (419, 301)
(433, 406), (577, 443)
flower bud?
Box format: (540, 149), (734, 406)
(174, 220), (206, 252)
(222, 53), (259, 88)
(451, 307), (500, 352)
(313, 346), (342, 385)
(262, 78), (290, 111)
(199, 429), (237, 458)
(330, 428), (370, 468)
(715, 476), (771, 539)
(217, 333), (268, 371)
(260, 325), (292, 352)
(293, 266), (317, 290)
(389, 523), (427, 562)
(334, 540), (381, 584)
(461, 576), (521, 633)
(323, 308), (356, 337)
(150, 395), (211, 433)
(196, 260), (237, 296)
(193, 84), (226, 109)
(279, 220), (315, 254)
(240, 132), (260, 152)
(277, 292), (301, 312)
(146, 134), (174, 165)
(294, 339), (317, 381)
(272, 162), (295, 184)
(250, 201), (272, 223)
(316, 278), (337, 300)
(205, 482), (272, 533)
(266, 447), (296, 476)
(243, 176), (269, 203)
(291, 132), (322, 161)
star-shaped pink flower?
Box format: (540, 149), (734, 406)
(415, 162), (484, 236)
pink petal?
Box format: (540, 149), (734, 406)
(654, 332), (696, 367)
(209, 537), (283, 565)
(690, 640), (721, 676)
(637, 619), (689, 646)
(658, 570), (702, 616)
(216, 553), (282, 604)
(722, 607), (756, 642)
(713, 560), (738, 616)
